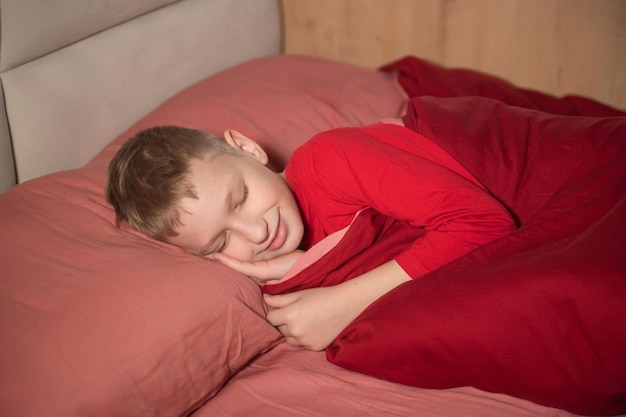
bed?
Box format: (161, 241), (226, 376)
(1, 1), (625, 416)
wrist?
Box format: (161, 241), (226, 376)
(338, 260), (411, 316)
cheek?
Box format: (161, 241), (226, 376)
(222, 238), (256, 262)
(285, 199), (304, 245)
(285, 217), (304, 251)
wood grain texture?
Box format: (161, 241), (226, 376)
(282, 0), (626, 109)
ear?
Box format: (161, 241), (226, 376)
(223, 130), (269, 165)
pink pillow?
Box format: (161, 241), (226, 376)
(95, 54), (408, 170)
(0, 55), (407, 417)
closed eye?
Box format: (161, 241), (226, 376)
(215, 232), (230, 253)
(215, 183), (247, 254)
(239, 183), (249, 207)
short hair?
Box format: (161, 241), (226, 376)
(105, 125), (237, 239)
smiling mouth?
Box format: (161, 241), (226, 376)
(266, 211), (287, 251)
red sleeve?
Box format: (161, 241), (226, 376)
(286, 124), (516, 278)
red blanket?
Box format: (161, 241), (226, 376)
(264, 57), (626, 416)
(381, 55), (626, 117)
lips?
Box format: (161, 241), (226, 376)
(266, 212), (287, 251)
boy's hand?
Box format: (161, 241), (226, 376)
(264, 260), (411, 351)
(213, 250), (304, 284)
(379, 117), (404, 126)
(264, 285), (356, 351)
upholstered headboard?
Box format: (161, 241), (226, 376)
(0, 0), (281, 193)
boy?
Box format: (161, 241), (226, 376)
(106, 123), (516, 351)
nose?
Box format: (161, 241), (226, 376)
(230, 215), (268, 244)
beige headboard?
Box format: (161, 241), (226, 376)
(0, 0), (281, 193)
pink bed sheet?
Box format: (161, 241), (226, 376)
(194, 343), (584, 417)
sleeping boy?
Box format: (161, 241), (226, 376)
(106, 121), (516, 351)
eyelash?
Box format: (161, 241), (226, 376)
(240, 183), (249, 207)
(216, 232), (229, 253)
(216, 183), (248, 254)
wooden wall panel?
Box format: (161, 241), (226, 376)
(281, 0), (626, 109)
(282, 0), (445, 66)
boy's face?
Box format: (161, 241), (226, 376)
(168, 131), (304, 263)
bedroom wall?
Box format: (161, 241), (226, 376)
(281, 0), (626, 110)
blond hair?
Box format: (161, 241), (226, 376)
(105, 125), (237, 239)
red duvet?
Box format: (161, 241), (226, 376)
(264, 57), (626, 416)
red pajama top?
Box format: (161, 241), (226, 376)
(284, 122), (516, 279)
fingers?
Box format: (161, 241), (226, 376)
(264, 293), (296, 329)
(213, 253), (254, 274)
(263, 291), (330, 351)
(214, 254), (267, 282)
(263, 292), (296, 309)
(276, 324), (301, 348)
(379, 117), (404, 126)
(213, 253), (287, 282)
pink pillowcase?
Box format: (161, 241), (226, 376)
(0, 55), (407, 417)
(95, 54), (408, 170)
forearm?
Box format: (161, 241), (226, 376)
(338, 260), (411, 321)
